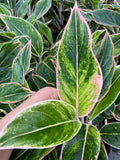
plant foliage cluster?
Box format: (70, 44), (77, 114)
(0, 0), (120, 159)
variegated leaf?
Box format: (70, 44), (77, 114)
(57, 2), (103, 117)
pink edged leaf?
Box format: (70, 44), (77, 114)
(11, 40), (31, 87)
(27, 0), (51, 23)
(98, 142), (108, 160)
(10, 147), (55, 160)
(0, 100), (81, 149)
(57, 2), (103, 117)
(0, 82), (32, 104)
(89, 9), (120, 27)
(89, 66), (120, 120)
(115, 0), (120, 6)
(61, 124), (101, 160)
(97, 32), (115, 100)
(111, 33), (120, 57)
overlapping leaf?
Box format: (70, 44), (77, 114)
(27, 0), (51, 23)
(100, 122), (120, 149)
(92, 30), (105, 56)
(37, 21), (53, 44)
(0, 3), (11, 15)
(0, 100), (81, 149)
(11, 40), (31, 86)
(97, 32), (115, 99)
(98, 142), (108, 160)
(0, 32), (15, 43)
(10, 148), (54, 160)
(15, 0), (32, 18)
(61, 124), (100, 160)
(89, 9), (120, 27)
(89, 66), (120, 120)
(0, 41), (20, 84)
(32, 74), (54, 89)
(111, 33), (120, 57)
(36, 61), (56, 85)
(57, 3), (103, 117)
(0, 15), (43, 56)
(0, 82), (32, 103)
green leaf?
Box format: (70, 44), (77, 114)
(15, 0), (32, 18)
(111, 33), (120, 57)
(0, 3), (11, 15)
(36, 62), (56, 85)
(0, 100), (81, 149)
(116, 0), (120, 6)
(57, 3), (103, 117)
(98, 142), (108, 160)
(112, 65), (120, 83)
(0, 41), (20, 84)
(0, 32), (15, 43)
(61, 124), (100, 160)
(0, 15), (43, 56)
(43, 148), (58, 160)
(89, 66), (120, 120)
(10, 148), (54, 160)
(11, 40), (31, 86)
(27, 0), (51, 23)
(92, 30), (105, 56)
(32, 74), (54, 89)
(92, 30), (104, 47)
(100, 122), (120, 149)
(113, 105), (120, 121)
(86, 0), (100, 10)
(37, 21), (53, 44)
(0, 103), (11, 119)
(0, 82), (31, 104)
(89, 9), (120, 27)
(97, 32), (115, 99)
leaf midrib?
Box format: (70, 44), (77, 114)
(0, 120), (78, 145)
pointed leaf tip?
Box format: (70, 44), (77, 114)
(57, 4), (103, 117)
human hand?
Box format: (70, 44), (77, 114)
(0, 87), (59, 160)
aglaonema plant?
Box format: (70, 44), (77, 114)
(0, 0), (120, 160)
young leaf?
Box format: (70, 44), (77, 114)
(0, 82), (32, 104)
(0, 100), (81, 149)
(89, 9), (120, 27)
(57, 2), (103, 117)
(37, 21), (53, 45)
(61, 124), (100, 160)
(27, 0), (51, 23)
(92, 30), (104, 47)
(92, 30), (105, 56)
(11, 40), (31, 86)
(89, 66), (120, 120)
(100, 122), (120, 149)
(0, 15), (43, 56)
(98, 142), (108, 160)
(97, 32), (115, 99)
